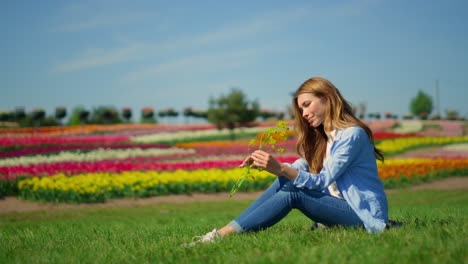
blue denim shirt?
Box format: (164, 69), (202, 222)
(287, 126), (388, 233)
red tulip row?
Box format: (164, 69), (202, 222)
(373, 131), (422, 140)
(0, 143), (171, 158)
(0, 136), (130, 148)
(0, 156), (299, 181)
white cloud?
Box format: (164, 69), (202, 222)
(53, 44), (143, 72)
(52, 0), (152, 32)
(123, 49), (258, 81)
(54, 13), (144, 32)
(323, 0), (382, 17)
(52, 1), (378, 73)
(52, 7), (303, 73)
(191, 7), (308, 45)
(120, 8), (311, 81)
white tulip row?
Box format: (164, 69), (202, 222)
(443, 143), (468, 152)
(130, 126), (267, 143)
(392, 121), (423, 134)
(0, 147), (195, 167)
(165, 154), (247, 163)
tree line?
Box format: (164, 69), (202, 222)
(0, 88), (464, 129)
(0, 89), (285, 129)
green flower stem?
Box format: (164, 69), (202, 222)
(229, 121), (289, 198)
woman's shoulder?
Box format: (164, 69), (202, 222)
(338, 126), (367, 138)
(334, 126), (370, 146)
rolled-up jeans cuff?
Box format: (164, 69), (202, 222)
(228, 220), (244, 233)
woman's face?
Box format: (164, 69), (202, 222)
(297, 93), (326, 128)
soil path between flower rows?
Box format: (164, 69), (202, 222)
(1, 146), (467, 214)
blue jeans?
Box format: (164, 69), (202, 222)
(229, 177), (364, 233)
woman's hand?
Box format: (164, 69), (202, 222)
(239, 150), (298, 181)
(250, 150), (283, 175)
(239, 156), (253, 168)
(238, 151), (280, 173)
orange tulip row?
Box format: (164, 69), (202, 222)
(0, 123), (217, 138)
(0, 124), (133, 138)
(378, 159), (468, 180)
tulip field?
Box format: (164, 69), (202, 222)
(1, 120), (468, 264)
(1, 120), (467, 203)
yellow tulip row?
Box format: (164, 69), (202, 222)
(18, 168), (274, 201)
(376, 136), (468, 154)
(17, 158), (468, 203)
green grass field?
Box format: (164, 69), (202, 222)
(1, 190), (467, 264)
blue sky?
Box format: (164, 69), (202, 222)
(2, 0), (468, 122)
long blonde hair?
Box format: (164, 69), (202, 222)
(292, 77), (384, 173)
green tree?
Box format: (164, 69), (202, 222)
(410, 90), (433, 120)
(122, 108), (132, 123)
(0, 111), (12, 122)
(31, 109), (45, 128)
(141, 107), (157, 124)
(12, 109), (60, 128)
(67, 106), (88, 126)
(207, 88), (260, 140)
(89, 106), (123, 124)
(14, 107), (26, 127)
(55, 107), (67, 125)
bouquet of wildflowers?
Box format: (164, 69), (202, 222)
(229, 121), (290, 198)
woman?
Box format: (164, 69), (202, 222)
(183, 77), (389, 247)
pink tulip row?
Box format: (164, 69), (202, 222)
(0, 136), (130, 148)
(439, 121), (463, 136)
(367, 120), (399, 132)
(181, 133), (421, 155)
(0, 143), (171, 158)
(404, 151), (468, 159)
(0, 131), (423, 159)
(0, 155), (299, 181)
(190, 140), (297, 155)
(113, 153), (199, 163)
(112, 121), (287, 134)
(70, 124), (220, 138)
(0, 153), (202, 180)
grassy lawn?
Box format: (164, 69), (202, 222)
(1, 190), (467, 264)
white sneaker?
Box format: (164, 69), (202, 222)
(310, 222), (329, 231)
(181, 229), (221, 247)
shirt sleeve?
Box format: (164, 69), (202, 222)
(284, 158), (309, 172)
(292, 128), (366, 190)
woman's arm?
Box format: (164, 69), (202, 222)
(246, 127), (368, 190)
(249, 150), (300, 181)
(293, 127), (366, 190)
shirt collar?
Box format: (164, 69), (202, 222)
(327, 129), (337, 142)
